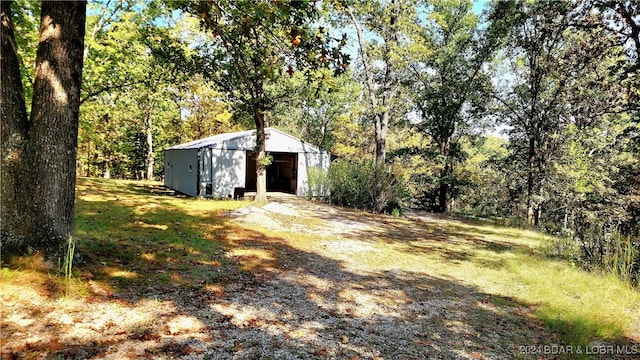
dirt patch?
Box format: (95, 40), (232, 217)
(230, 198), (376, 237)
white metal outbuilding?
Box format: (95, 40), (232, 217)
(163, 127), (331, 198)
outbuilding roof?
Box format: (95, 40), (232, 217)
(165, 127), (327, 154)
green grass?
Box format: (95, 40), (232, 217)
(434, 223), (637, 348)
(432, 222), (636, 346)
(74, 177), (248, 292)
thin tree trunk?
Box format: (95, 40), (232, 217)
(1, 1), (30, 254)
(348, 1), (399, 212)
(22, 1), (86, 259)
(535, 175), (544, 226)
(102, 113), (110, 179)
(376, 0), (399, 170)
(526, 137), (536, 226)
(349, 7), (381, 148)
(146, 111), (154, 181)
(254, 112), (267, 204)
(349, 5), (396, 169)
(104, 158), (111, 179)
(87, 141), (91, 177)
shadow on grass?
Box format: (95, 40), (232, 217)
(2, 179), (639, 359)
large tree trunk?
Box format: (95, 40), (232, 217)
(1, 1), (87, 260)
(437, 138), (452, 213)
(438, 168), (450, 213)
(1, 1), (30, 254)
(254, 112), (267, 204)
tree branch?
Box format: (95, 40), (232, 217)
(80, 81), (143, 104)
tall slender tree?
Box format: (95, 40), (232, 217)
(407, 0), (505, 213)
(494, 1), (627, 226)
(341, 0), (414, 212)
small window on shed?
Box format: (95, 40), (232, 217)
(188, 164), (193, 172)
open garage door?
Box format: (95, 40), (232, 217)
(245, 151), (297, 194)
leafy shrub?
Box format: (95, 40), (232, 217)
(327, 159), (374, 209)
(326, 159), (407, 213)
(574, 214), (639, 286)
(603, 234), (638, 285)
(306, 166), (330, 200)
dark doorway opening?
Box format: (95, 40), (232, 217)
(245, 151), (298, 194)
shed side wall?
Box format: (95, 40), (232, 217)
(297, 152), (331, 196)
(211, 149), (246, 198)
(164, 149), (198, 197)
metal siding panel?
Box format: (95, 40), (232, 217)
(164, 149), (198, 196)
(163, 151), (172, 188)
(264, 129), (324, 153)
(298, 152), (331, 197)
(322, 152), (331, 172)
(225, 136), (256, 150)
(211, 149), (246, 198)
(265, 130), (297, 152)
(202, 148), (212, 183)
(237, 151), (246, 191)
(297, 154), (308, 196)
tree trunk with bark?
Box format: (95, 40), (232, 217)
(526, 137), (536, 226)
(102, 113), (111, 179)
(348, 1), (399, 213)
(254, 112), (267, 204)
(145, 111), (154, 181)
(1, 1), (30, 253)
(1, 1), (86, 260)
(437, 137), (452, 213)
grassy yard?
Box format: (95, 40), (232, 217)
(1, 178), (639, 359)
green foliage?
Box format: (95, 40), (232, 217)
(259, 153), (273, 167)
(10, 0), (39, 113)
(454, 135), (512, 217)
(306, 166), (329, 200)
(268, 69), (363, 151)
(177, 0), (348, 115)
(63, 237), (75, 297)
(605, 235), (638, 285)
(77, 3), (216, 180)
(573, 215), (639, 285)
(179, 74), (238, 139)
(326, 159), (407, 213)
(326, 159), (374, 210)
(404, 0), (502, 213)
